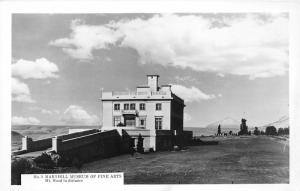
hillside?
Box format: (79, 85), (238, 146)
(11, 131), (23, 151)
(12, 125), (101, 140)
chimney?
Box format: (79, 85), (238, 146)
(147, 75), (159, 92)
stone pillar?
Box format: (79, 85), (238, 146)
(22, 136), (32, 151)
(149, 130), (156, 151)
(135, 116), (139, 127)
(52, 136), (62, 153)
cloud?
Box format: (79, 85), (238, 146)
(217, 73), (225, 77)
(171, 84), (216, 102)
(12, 116), (40, 125)
(29, 106), (58, 115)
(61, 105), (99, 125)
(54, 110), (60, 114)
(50, 19), (122, 60)
(41, 109), (53, 114)
(184, 112), (192, 122)
(174, 76), (198, 83)
(12, 58), (59, 79)
(51, 14), (288, 79)
(12, 78), (35, 103)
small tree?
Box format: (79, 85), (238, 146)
(229, 131), (232, 135)
(217, 124), (221, 136)
(265, 126), (277, 136)
(239, 118), (249, 135)
(284, 127), (289, 135)
(254, 127), (259, 135)
(278, 128), (284, 135)
(137, 134), (144, 153)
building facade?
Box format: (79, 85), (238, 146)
(101, 75), (186, 151)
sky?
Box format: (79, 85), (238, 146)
(11, 13), (289, 127)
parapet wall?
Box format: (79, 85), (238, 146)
(16, 129), (100, 154)
(57, 129), (100, 141)
(52, 130), (128, 162)
(21, 136), (52, 152)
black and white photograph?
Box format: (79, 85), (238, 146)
(1, 1), (300, 190)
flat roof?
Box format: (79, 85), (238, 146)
(147, 74), (160, 77)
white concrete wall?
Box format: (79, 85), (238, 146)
(102, 101), (113, 127)
(147, 75), (158, 91)
(145, 100), (171, 130)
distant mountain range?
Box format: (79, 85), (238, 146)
(185, 115), (289, 136)
(185, 117), (240, 136)
(11, 115), (288, 141)
(205, 117), (240, 129)
(11, 125), (100, 140)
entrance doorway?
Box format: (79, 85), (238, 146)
(124, 115), (136, 127)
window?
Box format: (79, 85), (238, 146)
(130, 103), (135, 110)
(139, 103), (145, 110)
(139, 117), (146, 128)
(155, 117), (163, 130)
(156, 103), (162, 111)
(124, 103), (129, 110)
(114, 103), (120, 111)
(113, 116), (121, 127)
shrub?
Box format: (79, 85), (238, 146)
(137, 134), (144, 153)
(11, 158), (33, 185)
(278, 127), (289, 135)
(33, 152), (55, 169)
(254, 127), (260, 135)
(265, 126), (277, 136)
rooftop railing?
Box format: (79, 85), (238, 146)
(151, 91), (167, 96)
(112, 91), (168, 96)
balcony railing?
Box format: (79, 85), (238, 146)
(121, 109), (138, 115)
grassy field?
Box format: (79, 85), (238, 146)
(64, 136), (288, 184)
